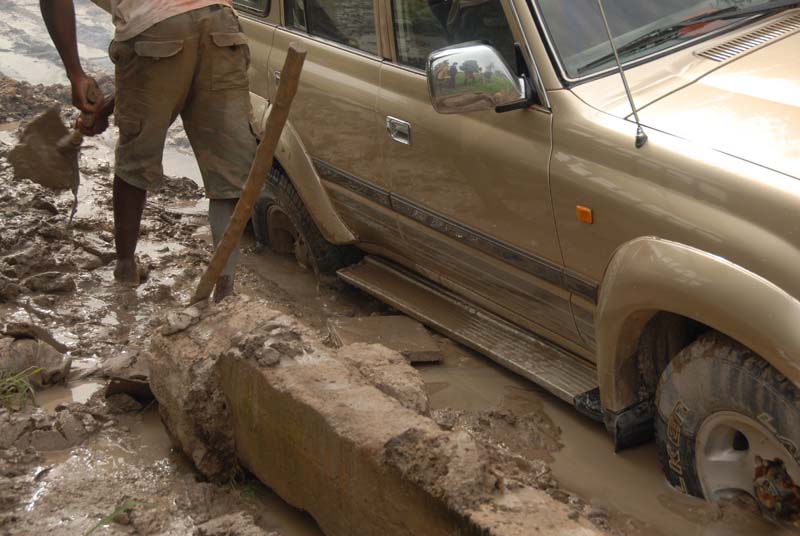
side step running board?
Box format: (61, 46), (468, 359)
(338, 257), (599, 408)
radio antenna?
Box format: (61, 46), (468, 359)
(596, 0), (648, 148)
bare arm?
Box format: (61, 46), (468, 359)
(39, 0), (104, 115)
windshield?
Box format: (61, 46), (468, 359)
(535, 0), (776, 79)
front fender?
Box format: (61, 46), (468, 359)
(596, 237), (800, 413)
(254, 100), (356, 245)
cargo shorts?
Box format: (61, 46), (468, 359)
(109, 5), (257, 199)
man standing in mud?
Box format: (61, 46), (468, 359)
(39, 0), (256, 301)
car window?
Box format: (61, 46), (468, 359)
(234, 0), (270, 15)
(392, 0), (516, 70)
(285, 0), (379, 55)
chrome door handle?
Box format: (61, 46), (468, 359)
(386, 116), (411, 145)
(274, 70), (281, 83)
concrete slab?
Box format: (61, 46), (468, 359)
(150, 297), (603, 536)
(328, 315), (442, 363)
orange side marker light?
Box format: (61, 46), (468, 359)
(576, 205), (594, 225)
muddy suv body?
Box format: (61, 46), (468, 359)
(237, 0), (800, 514)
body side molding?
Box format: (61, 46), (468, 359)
(313, 158), (600, 304)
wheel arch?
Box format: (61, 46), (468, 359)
(253, 101), (356, 245)
(595, 237), (800, 415)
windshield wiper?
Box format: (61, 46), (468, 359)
(578, 0), (800, 74)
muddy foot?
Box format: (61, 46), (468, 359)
(114, 258), (149, 287)
(213, 275), (234, 303)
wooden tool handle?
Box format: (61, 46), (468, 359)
(58, 83), (103, 150)
(190, 43), (307, 305)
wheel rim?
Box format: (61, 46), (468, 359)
(696, 411), (800, 506)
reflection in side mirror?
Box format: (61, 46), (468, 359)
(426, 42), (529, 115)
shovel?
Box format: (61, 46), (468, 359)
(8, 85), (101, 226)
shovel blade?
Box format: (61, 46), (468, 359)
(8, 108), (80, 193)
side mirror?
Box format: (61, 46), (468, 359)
(426, 42), (531, 115)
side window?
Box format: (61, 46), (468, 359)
(284, 0), (379, 55)
(234, 0), (270, 16)
(393, 0), (516, 70)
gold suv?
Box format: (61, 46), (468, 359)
(240, 0), (800, 517)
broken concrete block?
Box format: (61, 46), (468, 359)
(329, 315), (443, 363)
(338, 343), (430, 416)
(161, 306), (203, 336)
(151, 297), (603, 536)
(102, 350), (153, 403)
(22, 271), (76, 293)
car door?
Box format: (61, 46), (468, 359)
(378, 0), (584, 349)
(269, 0), (396, 244)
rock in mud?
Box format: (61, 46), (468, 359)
(0, 402), (107, 451)
(161, 305), (204, 335)
(22, 271), (76, 293)
(0, 335), (70, 386)
(0, 274), (21, 302)
(194, 512), (280, 536)
(102, 350), (153, 403)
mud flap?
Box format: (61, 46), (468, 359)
(605, 398), (655, 451)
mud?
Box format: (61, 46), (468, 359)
(1, 53), (321, 535)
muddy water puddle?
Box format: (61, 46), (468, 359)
(22, 381), (324, 536)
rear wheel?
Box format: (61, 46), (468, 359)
(253, 166), (361, 275)
(655, 332), (800, 523)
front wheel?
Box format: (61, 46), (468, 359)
(655, 332), (800, 523)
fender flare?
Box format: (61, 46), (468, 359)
(595, 237), (800, 413)
(252, 96), (356, 245)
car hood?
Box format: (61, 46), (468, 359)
(637, 32), (800, 179)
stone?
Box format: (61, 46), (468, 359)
(329, 316), (443, 363)
(0, 336), (71, 386)
(161, 306), (203, 336)
(0, 274), (21, 302)
(338, 343), (430, 416)
(21, 271), (75, 293)
(103, 351), (153, 403)
(194, 512), (277, 536)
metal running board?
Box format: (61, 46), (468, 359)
(338, 257), (598, 405)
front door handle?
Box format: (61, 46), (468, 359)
(386, 116), (411, 145)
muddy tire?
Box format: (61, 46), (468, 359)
(655, 331), (800, 521)
(255, 166), (360, 275)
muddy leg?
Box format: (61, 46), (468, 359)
(209, 198), (240, 302)
(113, 175), (147, 285)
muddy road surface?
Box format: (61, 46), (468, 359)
(0, 2), (796, 535)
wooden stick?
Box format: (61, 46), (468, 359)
(191, 43), (307, 304)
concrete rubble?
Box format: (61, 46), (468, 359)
(328, 315), (443, 363)
(150, 296), (604, 536)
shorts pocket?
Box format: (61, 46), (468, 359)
(133, 40), (184, 59)
(210, 32), (250, 90)
(109, 39), (135, 65)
